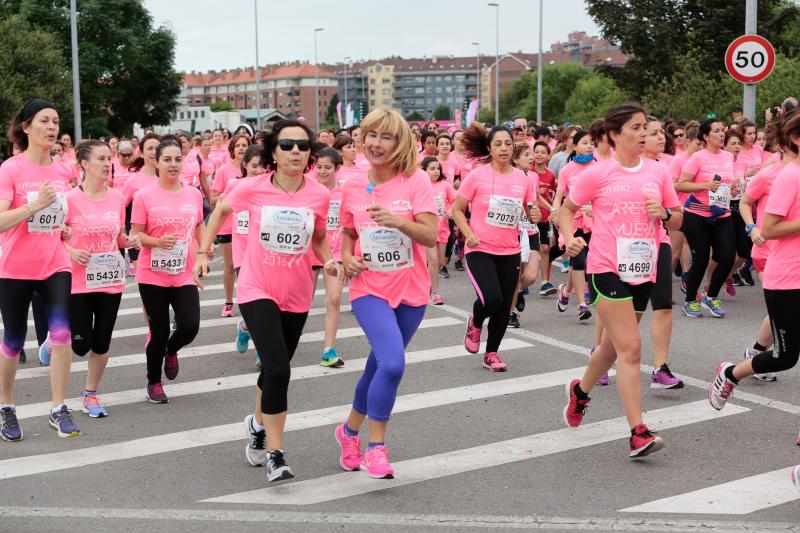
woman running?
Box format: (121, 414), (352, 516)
(422, 156), (456, 306)
(531, 141), (557, 296)
(121, 133), (161, 277)
(667, 121), (701, 293)
(333, 108), (437, 479)
(561, 103), (682, 459)
(333, 134), (361, 183)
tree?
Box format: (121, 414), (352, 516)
(476, 108), (495, 124)
(499, 63), (593, 124)
(0, 14), (71, 151)
(209, 101), (234, 113)
(433, 105), (452, 120)
(2, 0), (182, 138)
(326, 93), (340, 126)
(406, 111), (424, 121)
(563, 75), (629, 126)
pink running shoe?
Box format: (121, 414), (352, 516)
(724, 278), (736, 297)
(464, 314), (481, 354)
(361, 445), (394, 479)
(482, 352), (507, 372)
(164, 351), (179, 380)
(596, 372), (609, 386)
(432, 293), (444, 305)
(334, 423), (362, 471)
(563, 379), (590, 428)
(221, 303), (234, 317)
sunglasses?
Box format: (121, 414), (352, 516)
(119, 152), (133, 157)
(277, 139), (311, 151)
(674, 133), (685, 138)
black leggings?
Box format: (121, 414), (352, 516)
(0, 272), (71, 357)
(730, 202), (753, 259)
(569, 230), (590, 271)
(548, 224), (565, 264)
(138, 283), (200, 384)
(465, 252), (520, 353)
(681, 211), (735, 301)
(751, 289), (800, 374)
(69, 292), (123, 356)
(31, 291), (49, 346)
(240, 299), (308, 415)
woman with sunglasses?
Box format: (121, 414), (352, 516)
(197, 120), (343, 483)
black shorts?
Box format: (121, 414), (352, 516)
(537, 223), (551, 246)
(527, 233), (540, 253)
(217, 234), (232, 244)
(649, 243), (673, 311)
(589, 273), (653, 314)
(312, 265), (322, 271)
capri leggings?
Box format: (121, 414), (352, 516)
(138, 283), (200, 384)
(240, 298), (308, 415)
(351, 295), (426, 422)
(465, 252), (521, 353)
(750, 289), (800, 374)
(730, 201), (753, 259)
(69, 292), (123, 356)
(0, 272), (71, 358)
(31, 290), (49, 346)
(681, 211), (735, 301)
(569, 230), (590, 271)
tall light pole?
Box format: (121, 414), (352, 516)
(537, 0), (543, 124)
(344, 56), (351, 117)
(69, 0), (82, 140)
(314, 27), (324, 131)
(471, 42), (480, 115)
(254, 0), (261, 128)
(743, 0), (757, 119)
(488, 2), (500, 124)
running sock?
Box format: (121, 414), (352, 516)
(367, 441), (384, 450)
(724, 366), (740, 385)
(574, 382), (589, 400)
(1, 404), (14, 410)
(251, 418), (265, 433)
(226, 302), (233, 306)
(51, 403), (67, 414)
(343, 423), (359, 437)
(753, 342), (767, 352)
(84, 389), (96, 397)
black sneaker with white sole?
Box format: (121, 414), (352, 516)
(266, 449), (294, 482)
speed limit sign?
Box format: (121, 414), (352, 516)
(725, 34), (775, 84)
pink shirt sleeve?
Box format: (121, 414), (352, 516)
(568, 166), (600, 207)
(681, 154), (701, 178)
(456, 169), (479, 203)
(765, 172), (799, 217)
(130, 190), (147, 225)
(340, 186), (354, 229)
(0, 164), (15, 202)
(746, 171), (768, 201)
(411, 172), (437, 217)
(660, 167), (680, 207)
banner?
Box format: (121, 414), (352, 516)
(336, 101), (343, 129)
(465, 98), (478, 125)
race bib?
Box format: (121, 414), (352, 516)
(259, 205), (313, 255)
(709, 184), (730, 210)
(360, 226), (414, 272)
(485, 195), (521, 229)
(616, 238), (656, 283)
(27, 192), (67, 233)
(326, 201), (341, 231)
(235, 210), (249, 235)
(434, 196), (445, 219)
(85, 252), (125, 289)
(151, 239), (188, 275)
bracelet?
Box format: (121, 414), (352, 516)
(197, 251), (207, 255)
(323, 258), (337, 267)
(746, 223), (756, 236)
(24, 204), (34, 216)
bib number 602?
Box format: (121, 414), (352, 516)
(275, 232), (300, 245)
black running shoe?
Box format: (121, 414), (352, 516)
(515, 293), (525, 312)
(508, 312), (521, 329)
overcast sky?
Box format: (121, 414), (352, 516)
(142, 0), (602, 73)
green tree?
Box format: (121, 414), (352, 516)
(2, 0), (182, 137)
(433, 105), (452, 120)
(325, 93), (340, 125)
(406, 111), (424, 121)
(476, 108), (495, 124)
(500, 63), (593, 123)
(563, 74), (629, 126)
(0, 14), (71, 150)
(210, 101), (235, 112)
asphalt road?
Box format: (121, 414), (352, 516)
(0, 255), (798, 533)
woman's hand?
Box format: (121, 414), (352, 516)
(159, 233), (177, 250)
(192, 254), (208, 289)
(69, 247), (91, 266)
(342, 254), (367, 277)
(705, 180), (721, 192)
(367, 205), (405, 229)
(566, 236), (587, 257)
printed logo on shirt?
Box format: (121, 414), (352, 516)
(102, 210), (118, 222)
(601, 184), (631, 194)
(179, 203), (196, 214)
(387, 199), (413, 215)
(368, 228), (401, 244)
(627, 240), (653, 255)
(640, 182), (660, 198)
(147, 205), (171, 213)
(272, 209), (305, 226)
(511, 184), (525, 194)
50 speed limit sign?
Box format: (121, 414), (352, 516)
(725, 34), (776, 84)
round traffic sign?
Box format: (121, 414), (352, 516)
(725, 34), (776, 84)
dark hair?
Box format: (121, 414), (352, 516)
(567, 130), (593, 162)
(763, 120), (782, 152)
(420, 130), (437, 144)
(317, 146), (343, 167)
(532, 140), (551, 154)
(604, 102), (646, 148)
(75, 139), (109, 168)
(155, 139), (182, 161)
(241, 144), (264, 176)
(698, 117), (721, 146)
(420, 156), (444, 181)
(724, 129), (743, 148)
(589, 119), (605, 145)
(777, 109), (800, 154)
(332, 133), (354, 151)
(435, 133), (452, 148)
(260, 119), (319, 173)
(460, 122), (512, 164)
(6, 100), (60, 151)
(512, 142), (531, 168)
(534, 126), (551, 138)
(128, 132), (162, 172)
(228, 133), (252, 159)
(731, 106), (743, 114)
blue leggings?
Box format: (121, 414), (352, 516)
(351, 295), (426, 422)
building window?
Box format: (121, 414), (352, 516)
(201, 111), (205, 118)
(370, 79), (376, 84)
(382, 78), (391, 84)
(370, 89), (375, 95)
(382, 88), (390, 95)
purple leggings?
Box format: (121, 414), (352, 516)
(351, 295), (426, 422)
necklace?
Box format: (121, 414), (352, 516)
(272, 174), (304, 195)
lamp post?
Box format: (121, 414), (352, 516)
(314, 27), (324, 131)
(537, 0), (543, 124)
(344, 56), (351, 121)
(69, 0), (81, 140)
(471, 42), (480, 115)
(488, 2), (500, 124)
(254, 0), (261, 128)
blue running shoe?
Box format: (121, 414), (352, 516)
(48, 405), (80, 437)
(82, 394), (108, 418)
(320, 347), (344, 368)
(701, 296), (725, 318)
(682, 301), (702, 318)
(38, 339), (52, 367)
(0, 406), (22, 441)
(236, 320), (250, 354)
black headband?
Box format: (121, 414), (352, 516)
(21, 99), (58, 123)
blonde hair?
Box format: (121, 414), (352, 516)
(359, 108), (418, 176)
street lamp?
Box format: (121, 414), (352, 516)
(471, 42), (480, 117)
(537, 0), (543, 124)
(69, 0), (81, 140)
(488, 2), (500, 124)
(314, 27), (324, 132)
(254, 0), (261, 128)
(344, 56), (352, 122)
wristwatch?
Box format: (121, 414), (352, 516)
(746, 223), (756, 236)
(662, 207), (673, 222)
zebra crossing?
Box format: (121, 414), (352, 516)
(1, 257), (798, 531)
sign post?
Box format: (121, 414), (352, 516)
(725, 34), (775, 120)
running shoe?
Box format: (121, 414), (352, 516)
(221, 303), (234, 317)
(0, 406), (22, 442)
(464, 314), (481, 354)
(266, 449), (294, 482)
(708, 362), (737, 410)
(38, 339), (51, 367)
(320, 347), (344, 368)
(732, 272), (745, 286)
(701, 296), (725, 318)
(235, 320), (250, 353)
(744, 347), (777, 382)
(680, 280), (687, 294)
(431, 293), (444, 306)
(556, 283), (570, 312)
(724, 278), (736, 297)
(563, 379), (590, 428)
(164, 350), (179, 380)
(483, 352), (507, 372)
(515, 292), (526, 312)
(539, 282), (557, 296)
(81, 394), (108, 418)
(682, 301), (702, 318)
(454, 259), (464, 271)
(596, 372), (609, 386)
(792, 465), (800, 493)
(739, 264), (755, 286)
(244, 414), (267, 467)
(334, 422), (362, 471)
(629, 424), (664, 458)
(440, 266), (449, 279)
(577, 304), (592, 321)
(560, 259), (570, 273)
(146, 382), (169, 404)
(650, 363), (684, 389)
(48, 405), (80, 438)
(18, 350), (26, 365)
(521, 287), (529, 295)
(508, 312), (520, 329)
(127, 261), (136, 277)
(361, 445), (394, 479)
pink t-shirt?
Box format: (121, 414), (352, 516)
(746, 159), (784, 264)
(457, 164), (536, 255)
(452, 153), (476, 180)
(311, 183), (344, 266)
(431, 179), (457, 243)
(211, 162), (242, 235)
(131, 183), (203, 288)
(440, 155), (460, 184)
(556, 160), (596, 234)
(226, 173), (330, 312)
(355, 152), (370, 170)
(0, 154), (72, 280)
(668, 149), (690, 206)
(220, 177), (249, 270)
(681, 148), (734, 218)
(121, 171), (158, 206)
(569, 157), (679, 285)
(737, 144), (765, 175)
(340, 169), (437, 308)
(209, 146), (231, 167)
(524, 171), (541, 236)
(337, 164), (363, 184)
(180, 150), (203, 188)
(762, 162), (800, 290)
(112, 169), (132, 190)
(65, 187), (126, 294)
